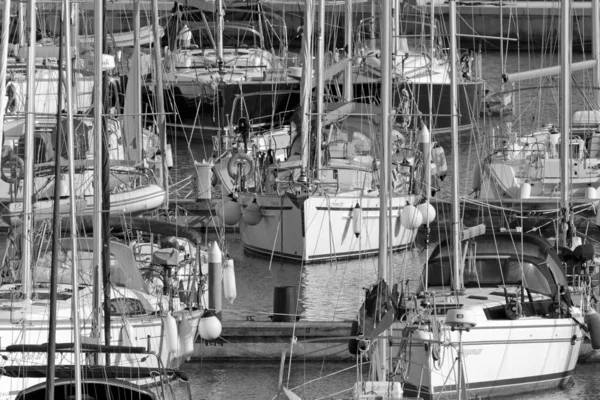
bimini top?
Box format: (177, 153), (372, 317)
(32, 238), (147, 293)
(424, 232), (568, 298)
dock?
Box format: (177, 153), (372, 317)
(192, 320), (354, 361)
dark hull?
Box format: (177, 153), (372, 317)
(156, 78), (482, 139)
(161, 80), (301, 140)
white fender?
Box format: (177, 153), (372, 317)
(164, 314), (178, 354)
(179, 315), (195, 360)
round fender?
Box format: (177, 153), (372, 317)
(227, 152), (254, 181)
(1, 151), (24, 184)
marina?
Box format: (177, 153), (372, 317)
(2, 0), (600, 398)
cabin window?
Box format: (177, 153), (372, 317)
(427, 255), (553, 294)
(464, 258), (505, 286)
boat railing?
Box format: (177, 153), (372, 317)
(274, 166), (375, 196)
(4, 342), (191, 400)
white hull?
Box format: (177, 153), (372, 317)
(238, 192), (419, 263)
(477, 124), (600, 209)
(2, 184), (166, 226)
(402, 316), (582, 399)
(0, 308), (201, 400)
(480, 159), (600, 205)
(78, 25), (163, 49)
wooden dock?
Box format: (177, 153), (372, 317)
(191, 320), (354, 361)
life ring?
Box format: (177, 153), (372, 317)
(227, 152), (254, 181)
(1, 151), (24, 184)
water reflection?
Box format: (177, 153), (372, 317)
(183, 360), (600, 400)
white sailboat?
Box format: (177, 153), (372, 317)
(390, 1), (584, 398)
(0, 1), (203, 398)
(474, 0), (600, 215)
(347, 1), (486, 135)
(0, 4), (171, 218)
(229, 0), (432, 263)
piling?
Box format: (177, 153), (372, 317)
(273, 286), (297, 322)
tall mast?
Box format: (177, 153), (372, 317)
(47, 6), (66, 398)
(299, 0), (314, 181)
(377, 0), (391, 381)
(592, 0), (599, 106)
(217, 0), (224, 70)
(92, 0), (104, 344)
(152, 0), (168, 205)
(21, 0), (37, 309)
(64, 0), (83, 393)
(344, 0), (353, 102)
(0, 0), (11, 148)
(560, 0), (572, 246)
(449, 0), (462, 292)
(423, 0), (435, 291)
(315, 0), (325, 174)
(101, 0), (112, 353)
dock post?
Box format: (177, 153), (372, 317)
(273, 286), (297, 322)
(208, 241), (223, 320)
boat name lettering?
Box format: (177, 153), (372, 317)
(463, 348), (482, 356)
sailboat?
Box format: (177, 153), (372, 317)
(0, 1), (204, 398)
(350, 1), (484, 135)
(381, 1), (584, 398)
(227, 0), (433, 263)
(0, 3), (172, 218)
(473, 0), (600, 219)
(158, 1), (300, 141)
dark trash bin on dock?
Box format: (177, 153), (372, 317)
(273, 286), (297, 322)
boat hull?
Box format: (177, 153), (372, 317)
(162, 80), (300, 140)
(1, 184), (166, 226)
(478, 156), (600, 211)
(0, 308), (201, 400)
(402, 318), (582, 399)
(238, 192), (420, 263)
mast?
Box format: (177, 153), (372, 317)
(315, 0), (325, 173)
(299, 0), (314, 181)
(21, 0), (37, 308)
(593, 0), (600, 106)
(377, 0), (391, 381)
(449, 0), (462, 292)
(101, 0), (112, 353)
(92, 0), (104, 345)
(424, 0), (435, 290)
(559, 0), (571, 246)
(344, 0), (353, 102)
(0, 0), (11, 148)
(151, 0), (168, 205)
(217, 0), (224, 71)
(64, 0), (83, 393)
(47, 8), (65, 398)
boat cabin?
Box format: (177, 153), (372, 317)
(424, 233), (569, 299)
